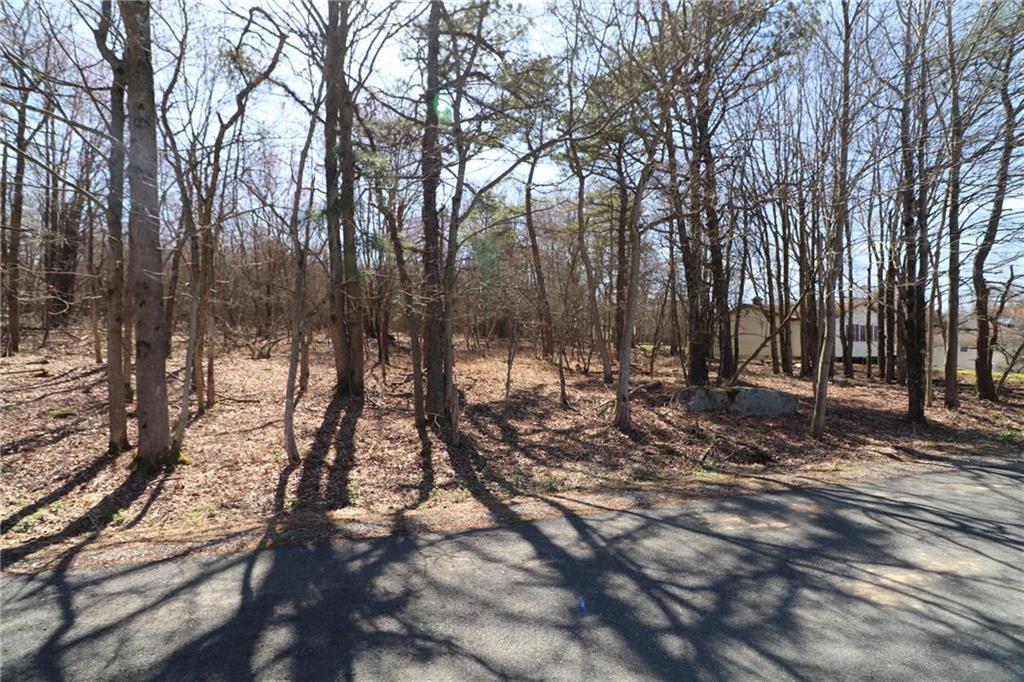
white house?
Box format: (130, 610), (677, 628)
(734, 298), (1007, 371)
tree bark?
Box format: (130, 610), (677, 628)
(524, 157), (554, 357)
(973, 46), (1016, 402)
(613, 138), (659, 430)
(421, 0), (449, 421)
(810, 0), (851, 438)
(2, 85), (28, 356)
(120, 0), (170, 469)
(900, 4), (927, 423)
(284, 96), (319, 464)
(568, 142), (613, 384)
(102, 50), (129, 452)
(336, 0), (364, 396)
(943, 0), (964, 408)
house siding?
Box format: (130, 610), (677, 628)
(732, 305), (1004, 371)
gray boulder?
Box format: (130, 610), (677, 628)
(676, 386), (798, 417)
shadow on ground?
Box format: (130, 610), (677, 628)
(3, 457), (1022, 680)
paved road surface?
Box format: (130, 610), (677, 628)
(3, 460), (1023, 680)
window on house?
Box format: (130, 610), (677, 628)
(960, 345), (968, 353)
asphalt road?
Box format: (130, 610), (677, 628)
(3, 460), (1023, 681)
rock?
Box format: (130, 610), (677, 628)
(676, 386), (798, 416)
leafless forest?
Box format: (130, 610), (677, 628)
(1, 0), (1022, 567)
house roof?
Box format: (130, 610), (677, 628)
(732, 302), (800, 320)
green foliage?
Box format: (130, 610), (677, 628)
(9, 498), (63, 533)
(188, 506), (236, 524)
(468, 226), (515, 303)
(357, 150), (391, 180)
(12, 514), (40, 533)
(540, 475), (562, 493)
(999, 428), (1022, 443)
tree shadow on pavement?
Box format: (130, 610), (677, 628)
(3, 434), (1022, 680)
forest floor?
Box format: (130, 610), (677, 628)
(3, 328), (1023, 573)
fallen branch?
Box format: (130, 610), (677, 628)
(725, 288), (811, 388)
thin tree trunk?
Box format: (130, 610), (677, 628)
(667, 234), (681, 357)
(649, 281), (669, 375)
(810, 0), (851, 438)
(164, 237), (182, 355)
(87, 207), (102, 363)
(997, 340), (1024, 395)
(283, 98), (319, 464)
(337, 0), (364, 396)
(569, 143), (612, 384)
(2, 86), (28, 356)
(973, 47), (1015, 402)
(170, 225), (201, 456)
(502, 324), (517, 420)
(901, 3), (928, 423)
(943, 2), (963, 408)
(842, 215), (854, 377)
(421, 0), (448, 420)
(524, 157), (554, 357)
(733, 230), (748, 366)
(614, 217), (642, 429)
(299, 327), (311, 394)
(613, 138), (658, 430)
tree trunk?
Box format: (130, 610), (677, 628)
(164, 237), (182, 355)
(383, 203), (425, 428)
(336, 0), (364, 395)
(667, 234), (681, 357)
(569, 143), (612, 384)
(325, 1), (349, 388)
(2, 86), (28, 356)
(810, 0), (851, 438)
(885, 259), (897, 383)
(775, 199), (794, 376)
(614, 211), (642, 429)
(943, 1), (963, 409)
(300, 328), (311, 394)
(973, 47), (1015, 402)
(613, 144), (628, 354)
(524, 157), (554, 357)
(842, 215), (854, 377)
(613, 139), (658, 430)
(283, 100), (319, 464)
(798, 197), (816, 378)
(733, 230), (748, 367)
(120, 0), (170, 469)
(760, 219), (780, 374)
(502, 324), (517, 420)
(170, 219), (202, 456)
(900, 5), (927, 423)
(421, 0), (449, 420)
(101, 55), (129, 450)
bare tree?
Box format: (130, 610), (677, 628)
(973, 20), (1022, 401)
(811, 0), (854, 438)
(119, 0), (169, 469)
(88, 1), (130, 452)
(324, 0), (364, 395)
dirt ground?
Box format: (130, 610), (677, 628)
(3, 328), (1022, 573)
